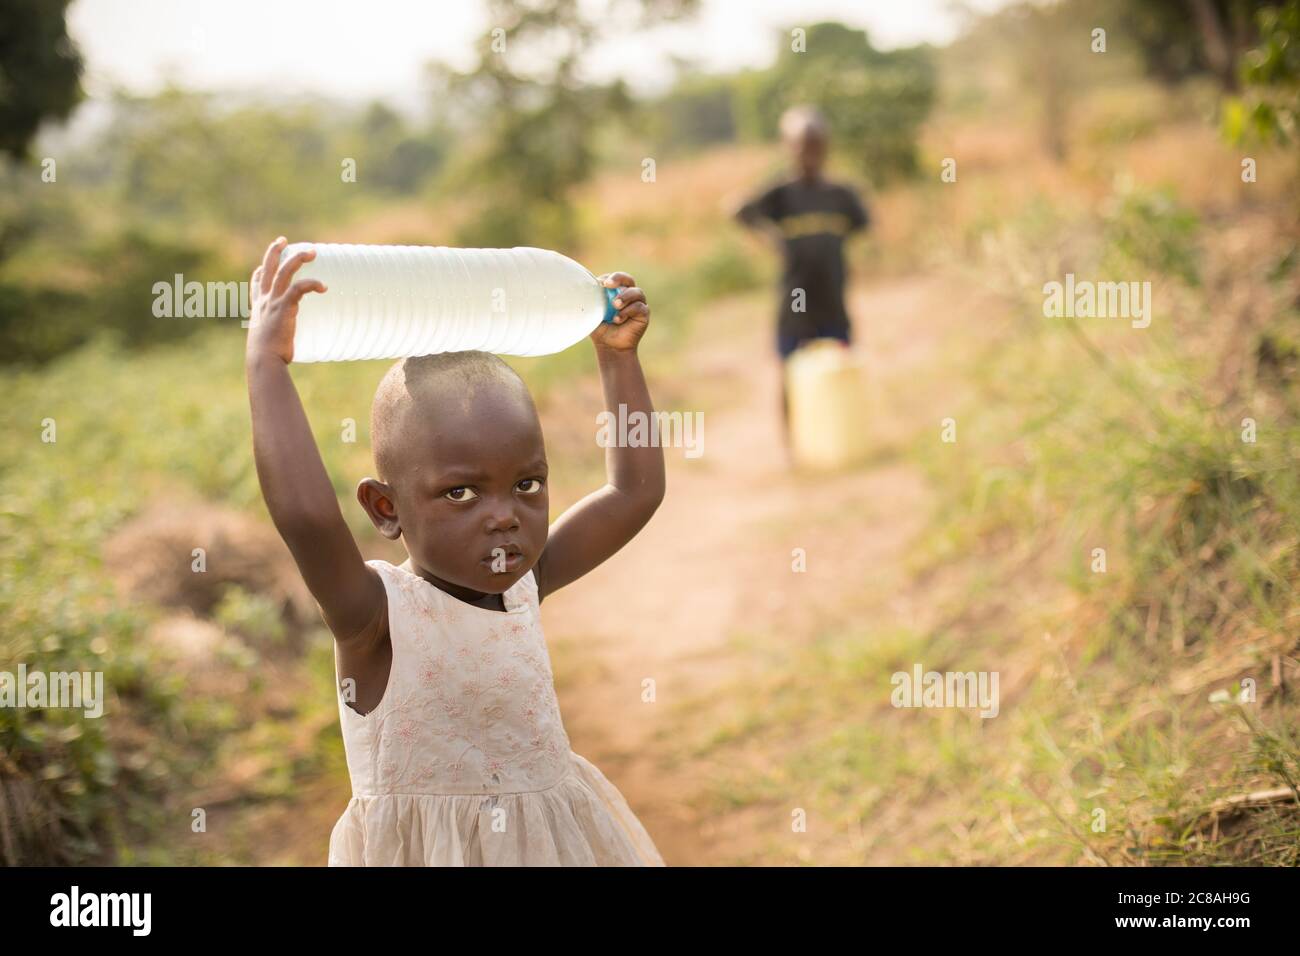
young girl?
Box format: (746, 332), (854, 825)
(245, 237), (666, 866)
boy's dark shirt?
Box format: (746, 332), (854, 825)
(737, 177), (869, 342)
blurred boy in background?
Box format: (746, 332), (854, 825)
(732, 105), (870, 457)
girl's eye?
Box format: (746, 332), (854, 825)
(516, 478), (543, 494)
(444, 487), (479, 502)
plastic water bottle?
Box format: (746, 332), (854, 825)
(276, 243), (620, 362)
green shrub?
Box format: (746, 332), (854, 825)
(1100, 183), (1201, 285)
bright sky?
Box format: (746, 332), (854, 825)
(68, 0), (1009, 111)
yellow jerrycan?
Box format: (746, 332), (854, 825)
(785, 339), (871, 470)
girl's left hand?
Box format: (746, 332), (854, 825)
(590, 272), (649, 352)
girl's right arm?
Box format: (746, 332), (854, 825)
(245, 237), (386, 646)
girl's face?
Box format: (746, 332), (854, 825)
(359, 386), (550, 606)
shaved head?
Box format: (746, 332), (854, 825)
(779, 105), (829, 144)
(371, 351), (534, 484)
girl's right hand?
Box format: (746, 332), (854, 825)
(246, 236), (327, 364)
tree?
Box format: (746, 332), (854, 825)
(647, 72), (738, 155)
(0, 0), (84, 160)
(427, 0), (698, 249)
(734, 22), (936, 184)
(1101, 0), (1276, 92)
(351, 101), (445, 195)
(1223, 0), (1300, 143)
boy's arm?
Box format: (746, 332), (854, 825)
(533, 273), (664, 601)
(844, 184), (870, 234)
(731, 183), (784, 242)
(246, 237), (386, 643)
(731, 181), (776, 224)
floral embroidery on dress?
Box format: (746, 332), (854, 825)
(341, 560), (571, 796)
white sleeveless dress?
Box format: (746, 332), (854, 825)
(327, 558), (665, 866)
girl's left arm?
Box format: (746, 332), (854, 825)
(533, 273), (665, 600)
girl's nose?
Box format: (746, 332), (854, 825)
(483, 499), (520, 534)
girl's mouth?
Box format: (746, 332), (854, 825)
(482, 548), (524, 573)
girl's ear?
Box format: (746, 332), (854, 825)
(357, 478), (401, 540)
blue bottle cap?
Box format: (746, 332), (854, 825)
(602, 285), (620, 324)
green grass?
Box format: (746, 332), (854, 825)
(0, 198), (738, 862)
(0, 321), (544, 861)
(681, 171), (1300, 865)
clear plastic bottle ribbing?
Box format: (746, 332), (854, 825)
(275, 243), (613, 361)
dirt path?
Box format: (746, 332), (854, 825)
(226, 272), (971, 866)
(542, 273), (969, 864)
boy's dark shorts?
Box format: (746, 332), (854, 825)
(777, 322), (851, 360)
